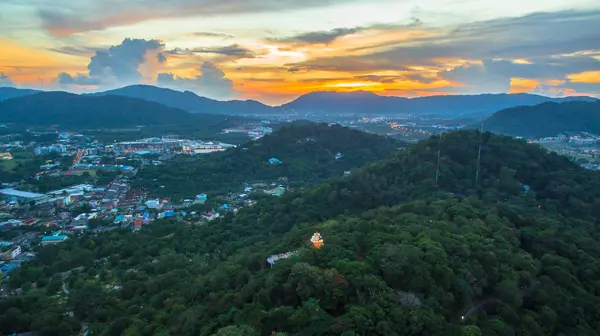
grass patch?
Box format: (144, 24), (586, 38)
(0, 160), (17, 170)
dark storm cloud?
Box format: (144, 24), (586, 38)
(157, 62), (235, 99)
(193, 44), (262, 57)
(87, 38), (165, 83)
(48, 45), (103, 56)
(269, 27), (363, 44)
(56, 38), (166, 86)
(191, 32), (235, 39)
(439, 63), (512, 93)
(290, 56), (412, 72)
(37, 0), (362, 36)
(269, 20), (423, 45)
(290, 10), (600, 73)
(57, 72), (102, 85)
(165, 44), (263, 59)
(438, 57), (600, 94)
(0, 73), (14, 86)
(354, 75), (400, 83)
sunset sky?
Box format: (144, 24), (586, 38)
(1, 0), (599, 105)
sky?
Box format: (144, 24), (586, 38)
(1, 0), (599, 105)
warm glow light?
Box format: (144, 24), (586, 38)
(509, 77), (539, 93)
(567, 71), (600, 83)
(311, 232), (324, 249)
(512, 58), (533, 64)
(327, 82), (380, 88)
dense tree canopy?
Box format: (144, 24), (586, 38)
(135, 122), (402, 199)
(3, 130), (600, 335)
(478, 101), (600, 138)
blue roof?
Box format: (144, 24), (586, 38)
(42, 235), (68, 241)
(136, 206), (146, 211)
(1, 264), (20, 273)
(164, 210), (175, 217)
(115, 215), (125, 221)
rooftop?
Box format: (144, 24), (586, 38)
(0, 189), (48, 199)
(41, 235), (68, 241)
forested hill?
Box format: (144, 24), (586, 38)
(5, 130), (600, 335)
(281, 91), (597, 116)
(0, 87), (41, 101)
(90, 85), (277, 115)
(479, 100), (600, 138)
(135, 122), (402, 199)
(0, 91), (248, 129)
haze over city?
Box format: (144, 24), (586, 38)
(1, 0), (600, 104)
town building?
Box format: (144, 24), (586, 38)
(146, 199), (160, 209)
(195, 193), (208, 204)
(0, 189), (49, 203)
(0, 245), (21, 260)
(202, 212), (220, 221)
(41, 235), (69, 245)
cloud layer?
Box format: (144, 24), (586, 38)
(157, 62), (235, 99)
(57, 38), (166, 86)
(1, 0), (599, 103)
(0, 73), (14, 86)
(36, 0), (361, 37)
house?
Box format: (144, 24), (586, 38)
(218, 204), (232, 211)
(114, 215), (125, 224)
(335, 152), (344, 160)
(268, 157), (283, 165)
(146, 199), (159, 209)
(133, 218), (142, 231)
(162, 210), (175, 218)
(33, 203), (56, 217)
(273, 187), (285, 197)
(202, 212), (220, 221)
(195, 193), (208, 204)
(41, 235), (69, 245)
(1, 245), (21, 260)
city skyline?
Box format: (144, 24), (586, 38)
(1, 0), (600, 104)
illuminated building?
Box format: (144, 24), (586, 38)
(311, 232), (324, 249)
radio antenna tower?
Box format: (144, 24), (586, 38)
(475, 114), (484, 185)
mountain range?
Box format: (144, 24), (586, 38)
(0, 91), (246, 129)
(86, 85), (276, 115)
(279, 90), (597, 116)
(1, 85), (596, 117)
(478, 100), (600, 138)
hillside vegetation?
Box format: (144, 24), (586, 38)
(91, 85), (276, 115)
(4, 130), (600, 336)
(0, 92), (248, 130)
(281, 91), (597, 117)
(480, 101), (600, 138)
(135, 122), (402, 199)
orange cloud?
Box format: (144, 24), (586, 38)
(0, 39), (86, 85)
(567, 71), (600, 83)
(509, 78), (539, 93)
